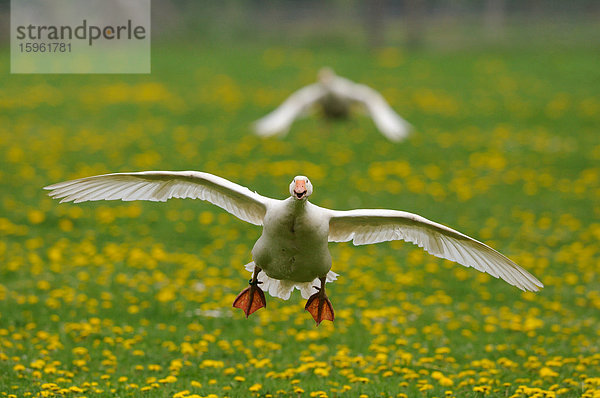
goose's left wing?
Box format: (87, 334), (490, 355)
(328, 209), (543, 292)
(44, 171), (270, 226)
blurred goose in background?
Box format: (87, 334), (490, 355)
(253, 67), (412, 142)
(45, 172), (542, 325)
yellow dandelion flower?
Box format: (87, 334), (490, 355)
(440, 377), (454, 387)
(314, 367), (330, 377)
(248, 384), (262, 392)
(540, 367), (559, 378)
(27, 210), (45, 224)
(159, 375), (177, 383)
(30, 359), (45, 369)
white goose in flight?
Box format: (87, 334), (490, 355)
(253, 67), (412, 142)
(45, 172), (543, 325)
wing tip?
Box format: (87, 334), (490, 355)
(252, 122), (288, 138)
(516, 278), (544, 292)
(44, 182), (69, 190)
(45, 189), (68, 202)
(530, 280), (544, 291)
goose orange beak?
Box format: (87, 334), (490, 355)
(293, 180), (307, 199)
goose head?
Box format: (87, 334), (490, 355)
(289, 176), (313, 201)
(318, 67), (336, 85)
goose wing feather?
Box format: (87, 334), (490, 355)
(328, 208), (543, 291)
(44, 171), (270, 225)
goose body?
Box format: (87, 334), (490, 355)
(253, 198), (331, 283)
(45, 171), (543, 324)
(253, 68), (412, 142)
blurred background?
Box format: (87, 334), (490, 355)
(1, 1), (599, 397)
(2, 0), (600, 48)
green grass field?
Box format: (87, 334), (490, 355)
(0, 40), (599, 398)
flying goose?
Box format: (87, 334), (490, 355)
(45, 172), (543, 325)
(253, 67), (412, 142)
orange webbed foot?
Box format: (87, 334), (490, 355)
(233, 284), (266, 317)
(305, 282), (334, 326)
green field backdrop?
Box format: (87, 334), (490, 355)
(0, 27), (599, 398)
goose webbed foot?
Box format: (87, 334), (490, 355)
(233, 267), (266, 317)
(305, 277), (334, 326)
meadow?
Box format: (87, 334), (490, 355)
(0, 38), (599, 398)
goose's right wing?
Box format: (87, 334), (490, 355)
(253, 83), (327, 137)
(44, 171), (270, 226)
